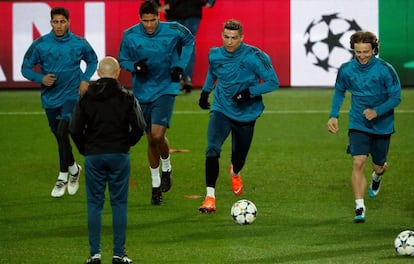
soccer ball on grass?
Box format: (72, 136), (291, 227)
(231, 199), (257, 225)
(394, 230), (414, 256)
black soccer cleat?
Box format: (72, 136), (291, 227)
(151, 187), (162, 205)
(160, 170), (172, 192)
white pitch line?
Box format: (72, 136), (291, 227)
(263, 110), (414, 114)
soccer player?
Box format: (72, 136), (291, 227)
(70, 56), (145, 264)
(198, 19), (279, 213)
(327, 31), (401, 223)
(21, 6), (98, 198)
(154, 0), (215, 92)
(118, 0), (194, 205)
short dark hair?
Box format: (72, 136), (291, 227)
(50, 6), (69, 20)
(350, 31), (379, 55)
(140, 1), (158, 17)
(223, 19), (243, 35)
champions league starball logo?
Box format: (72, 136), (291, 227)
(304, 13), (362, 72)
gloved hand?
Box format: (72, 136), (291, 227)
(198, 91), (210, 110)
(232, 88), (251, 104)
(134, 59), (149, 76)
(171, 67), (183, 82)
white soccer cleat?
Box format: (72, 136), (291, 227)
(68, 165), (81, 195)
(51, 180), (67, 198)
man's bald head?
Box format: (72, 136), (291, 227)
(97, 56), (120, 79)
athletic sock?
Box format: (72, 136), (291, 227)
(161, 155), (171, 172)
(372, 171), (382, 182)
(355, 199), (364, 209)
(58, 172), (68, 182)
(68, 162), (79, 175)
(206, 187), (215, 198)
(150, 166), (160, 187)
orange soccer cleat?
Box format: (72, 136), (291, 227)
(229, 165), (243, 196)
(199, 196), (216, 213)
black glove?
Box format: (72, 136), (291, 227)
(198, 91), (210, 110)
(134, 59), (149, 76)
(171, 67), (183, 82)
(232, 88), (251, 104)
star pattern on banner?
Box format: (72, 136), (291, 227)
(303, 13), (362, 72)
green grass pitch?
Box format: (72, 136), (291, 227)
(0, 88), (413, 263)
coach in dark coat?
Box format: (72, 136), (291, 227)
(70, 56), (145, 264)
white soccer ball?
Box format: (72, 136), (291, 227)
(394, 230), (414, 256)
(231, 199), (257, 225)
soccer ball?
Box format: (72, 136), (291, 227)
(303, 13), (362, 72)
(394, 230), (414, 256)
(230, 199), (257, 225)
